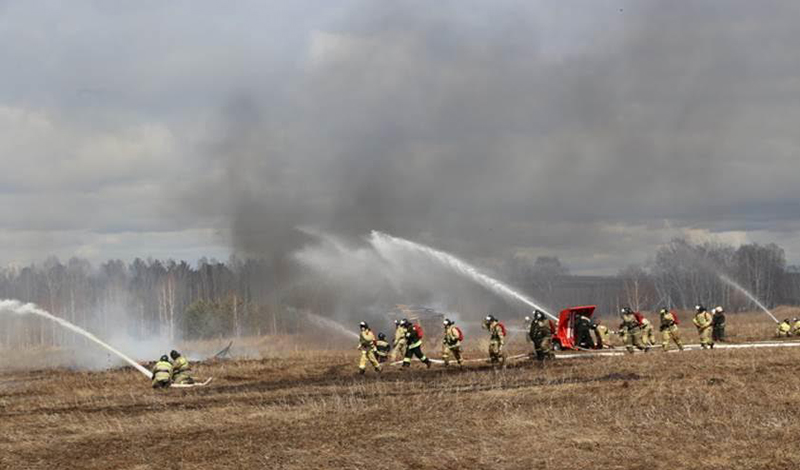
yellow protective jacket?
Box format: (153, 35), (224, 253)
(641, 318), (653, 332)
(778, 321), (792, 335)
(489, 322), (505, 345)
(152, 360), (173, 383)
(375, 340), (390, 357)
(791, 320), (800, 335)
(660, 312), (678, 330)
(693, 312), (712, 330)
(359, 329), (377, 351)
(443, 325), (462, 347)
(619, 313), (640, 331)
(172, 356), (190, 374)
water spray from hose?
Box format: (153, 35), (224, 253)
(0, 299), (153, 378)
(717, 274), (779, 324)
(370, 231), (557, 321)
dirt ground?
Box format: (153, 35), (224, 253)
(3, 313), (800, 470)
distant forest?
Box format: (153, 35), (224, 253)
(1, 239), (799, 348)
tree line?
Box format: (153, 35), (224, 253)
(1, 239), (798, 348)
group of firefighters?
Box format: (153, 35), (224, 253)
(775, 317), (800, 337)
(151, 350), (194, 388)
(356, 304), (731, 373)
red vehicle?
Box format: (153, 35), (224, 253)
(552, 305), (597, 350)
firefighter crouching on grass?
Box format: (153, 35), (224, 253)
(484, 315), (506, 367)
(152, 355), (173, 389)
(776, 318), (792, 338)
(402, 320), (432, 369)
(692, 305), (714, 349)
(791, 318), (800, 337)
(659, 308), (684, 351)
(358, 321), (381, 375)
(375, 333), (391, 364)
(528, 310), (554, 361)
(619, 307), (649, 354)
(593, 319), (613, 349)
(392, 319), (407, 361)
(170, 350), (194, 385)
(441, 318), (464, 367)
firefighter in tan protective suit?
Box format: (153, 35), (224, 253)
(528, 310), (554, 360)
(441, 318), (463, 367)
(790, 318), (800, 337)
(375, 333), (391, 364)
(776, 319), (792, 338)
(692, 305), (714, 349)
(152, 355), (173, 389)
(619, 307), (649, 354)
(659, 308), (683, 351)
(640, 318), (656, 347)
(484, 315), (506, 366)
(593, 319), (613, 349)
(357, 321), (381, 374)
(392, 319), (407, 361)
(170, 350), (194, 385)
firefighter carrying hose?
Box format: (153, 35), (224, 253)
(441, 318), (463, 367)
(402, 319), (431, 369)
(776, 318), (792, 338)
(692, 305), (714, 349)
(640, 318), (656, 347)
(528, 310), (554, 360)
(593, 319), (613, 349)
(152, 355), (173, 389)
(484, 315), (506, 367)
(619, 307), (649, 354)
(358, 321), (381, 375)
(659, 308), (683, 351)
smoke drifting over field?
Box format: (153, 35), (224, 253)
(191, 1), (800, 273)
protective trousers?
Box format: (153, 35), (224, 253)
(392, 339), (407, 361)
(533, 336), (554, 361)
(625, 328), (648, 353)
(489, 339), (505, 365)
(359, 349), (381, 371)
(403, 344), (430, 367)
(698, 327), (714, 348)
(442, 343), (462, 366)
(661, 326), (683, 351)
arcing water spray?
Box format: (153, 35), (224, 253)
(370, 231), (557, 321)
(717, 274), (779, 323)
(0, 299), (153, 378)
(304, 312), (359, 339)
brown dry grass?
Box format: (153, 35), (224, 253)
(2, 312), (800, 470)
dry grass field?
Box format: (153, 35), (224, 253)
(3, 312), (800, 470)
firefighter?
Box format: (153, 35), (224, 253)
(692, 305), (714, 349)
(357, 321), (381, 374)
(170, 350), (193, 385)
(484, 315), (506, 366)
(575, 314), (595, 349)
(594, 319), (613, 349)
(659, 308), (683, 351)
(619, 307), (648, 353)
(528, 310), (554, 360)
(392, 319), (407, 361)
(441, 318), (463, 367)
(712, 306), (727, 342)
(152, 355), (173, 389)
(791, 318), (800, 336)
(640, 318), (656, 347)
(375, 333), (391, 364)
(776, 318), (792, 338)
(402, 320), (431, 368)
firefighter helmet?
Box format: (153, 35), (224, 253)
(378, 333), (386, 340)
(359, 321), (368, 330)
(170, 350), (180, 359)
(695, 305), (706, 312)
(160, 355), (169, 362)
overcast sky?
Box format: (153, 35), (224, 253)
(1, 1), (799, 274)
